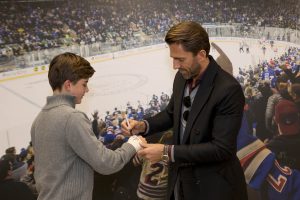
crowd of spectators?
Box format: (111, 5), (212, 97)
(237, 44), (300, 171)
(0, 0), (299, 59)
(91, 92), (170, 146)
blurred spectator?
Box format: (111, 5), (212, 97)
(265, 74), (291, 134)
(5, 147), (16, 155)
(0, 159), (35, 200)
(252, 81), (273, 140)
(92, 110), (100, 138)
(266, 100), (300, 170)
(291, 83), (300, 110)
(2, 147), (27, 181)
(237, 114), (300, 200)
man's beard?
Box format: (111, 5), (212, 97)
(180, 63), (200, 80)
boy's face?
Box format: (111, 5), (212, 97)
(69, 78), (89, 104)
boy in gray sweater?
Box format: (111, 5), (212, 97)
(31, 52), (145, 200)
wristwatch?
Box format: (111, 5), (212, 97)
(161, 145), (169, 162)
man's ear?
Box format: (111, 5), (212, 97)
(196, 50), (207, 62)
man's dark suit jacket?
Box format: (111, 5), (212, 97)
(146, 56), (248, 200)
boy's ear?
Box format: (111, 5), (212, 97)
(63, 80), (72, 91)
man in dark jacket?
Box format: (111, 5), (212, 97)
(122, 21), (247, 200)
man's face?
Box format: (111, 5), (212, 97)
(169, 43), (201, 80)
(69, 78), (89, 104)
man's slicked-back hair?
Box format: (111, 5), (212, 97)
(165, 21), (210, 56)
(48, 52), (95, 91)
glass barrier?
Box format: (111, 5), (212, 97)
(0, 24), (299, 72)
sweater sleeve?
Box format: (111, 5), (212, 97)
(65, 111), (136, 175)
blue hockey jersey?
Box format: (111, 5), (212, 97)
(237, 115), (300, 200)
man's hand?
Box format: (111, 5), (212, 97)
(121, 119), (146, 136)
(138, 143), (164, 163)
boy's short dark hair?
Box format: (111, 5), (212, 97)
(48, 52), (95, 91)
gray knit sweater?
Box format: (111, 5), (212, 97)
(31, 95), (136, 200)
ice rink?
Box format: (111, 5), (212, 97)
(0, 37), (293, 153)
